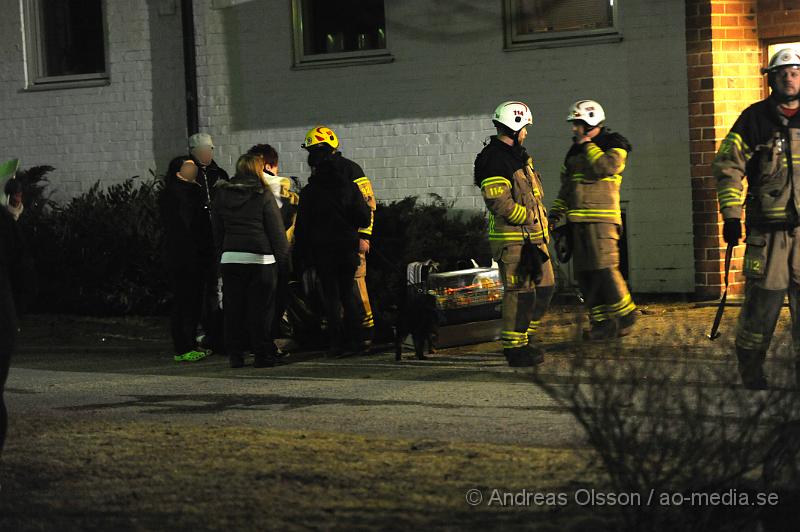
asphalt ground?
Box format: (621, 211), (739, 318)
(1, 302), (797, 530)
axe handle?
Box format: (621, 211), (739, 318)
(708, 243), (734, 340)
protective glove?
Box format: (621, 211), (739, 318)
(520, 238), (548, 284)
(722, 218), (742, 245)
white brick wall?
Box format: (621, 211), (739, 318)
(0, 0), (186, 199)
(192, 0), (694, 292)
(0, 0), (694, 292)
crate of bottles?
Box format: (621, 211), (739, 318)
(426, 267), (503, 325)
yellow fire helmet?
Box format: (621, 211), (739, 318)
(302, 126), (339, 150)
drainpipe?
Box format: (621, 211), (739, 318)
(181, 0), (199, 136)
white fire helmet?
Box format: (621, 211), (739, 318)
(492, 101), (533, 132)
(566, 100), (606, 127)
(762, 48), (800, 74)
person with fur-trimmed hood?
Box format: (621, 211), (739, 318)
(212, 153), (290, 369)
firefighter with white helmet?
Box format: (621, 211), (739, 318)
(565, 100), (606, 127)
(474, 101), (554, 367)
(713, 47), (800, 389)
(549, 100), (636, 340)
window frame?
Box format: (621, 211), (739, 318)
(503, 0), (622, 51)
(290, 0), (392, 70)
(21, 0), (110, 91)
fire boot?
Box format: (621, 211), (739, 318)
(736, 347), (768, 390)
(504, 346), (539, 367)
(582, 319), (619, 341)
(525, 344), (545, 365)
(617, 311), (637, 337)
(343, 322), (373, 357)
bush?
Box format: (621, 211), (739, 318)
(532, 323), (800, 531)
(18, 168), (169, 315)
(17, 171), (492, 319)
(367, 194), (491, 335)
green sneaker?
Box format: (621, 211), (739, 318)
(184, 350), (210, 362)
(174, 350), (209, 362)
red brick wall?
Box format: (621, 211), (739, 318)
(687, 1), (800, 300)
(759, 0), (800, 39)
(687, 0), (760, 299)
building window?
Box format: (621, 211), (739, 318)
(504, 0), (620, 50)
(22, 0), (108, 89)
(291, 0), (391, 69)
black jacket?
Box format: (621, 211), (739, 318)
(294, 157), (372, 270)
(0, 208), (35, 328)
(191, 158), (230, 205)
(211, 174), (290, 275)
(323, 153), (375, 240)
(158, 177), (215, 270)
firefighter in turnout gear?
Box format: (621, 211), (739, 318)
(713, 48), (800, 390)
(302, 126), (376, 353)
(549, 100), (636, 340)
(474, 101), (554, 367)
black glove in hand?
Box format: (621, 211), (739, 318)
(520, 238), (545, 284)
(722, 218), (742, 245)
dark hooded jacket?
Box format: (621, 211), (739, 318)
(293, 157), (372, 271)
(0, 207), (34, 332)
(158, 176), (215, 270)
(211, 173), (290, 276)
(191, 157), (230, 205)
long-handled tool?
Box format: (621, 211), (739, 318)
(708, 243), (734, 341)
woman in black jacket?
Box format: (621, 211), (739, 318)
(212, 153), (290, 368)
(159, 156), (215, 362)
(293, 153), (371, 357)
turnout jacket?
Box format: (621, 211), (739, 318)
(713, 96), (800, 226)
(294, 157), (372, 271)
(474, 137), (549, 254)
(325, 152), (376, 241)
(550, 128), (632, 225)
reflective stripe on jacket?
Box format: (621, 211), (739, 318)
(474, 136), (549, 255)
(551, 129), (631, 225)
(713, 97), (800, 226)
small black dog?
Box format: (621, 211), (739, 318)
(393, 261), (440, 361)
(395, 284), (439, 361)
